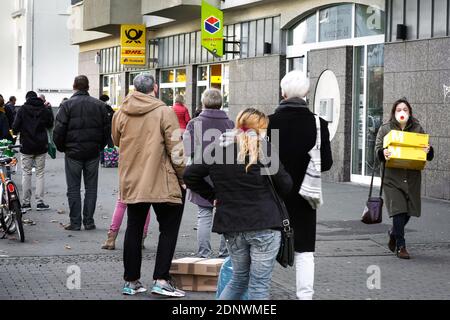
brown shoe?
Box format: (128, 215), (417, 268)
(396, 247), (410, 259)
(101, 231), (118, 250)
(388, 231), (396, 253)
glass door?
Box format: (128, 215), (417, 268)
(196, 63), (229, 112)
(351, 43), (384, 183)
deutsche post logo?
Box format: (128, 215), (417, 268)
(125, 28), (144, 44)
(204, 16), (221, 34)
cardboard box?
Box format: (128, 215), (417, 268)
(386, 146), (427, 170)
(171, 274), (218, 292)
(383, 130), (429, 149)
(169, 258), (225, 292)
(170, 258), (224, 277)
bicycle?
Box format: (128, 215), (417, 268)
(0, 145), (24, 242)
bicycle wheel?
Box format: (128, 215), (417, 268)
(0, 207), (16, 234)
(12, 201), (24, 242)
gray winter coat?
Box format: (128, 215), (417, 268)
(375, 118), (434, 218)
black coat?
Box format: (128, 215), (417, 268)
(12, 98), (54, 155)
(0, 111), (12, 142)
(268, 97), (333, 252)
(184, 136), (293, 234)
(53, 91), (111, 161)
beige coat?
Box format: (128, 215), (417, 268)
(112, 91), (185, 204)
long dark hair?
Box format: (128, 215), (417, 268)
(390, 98), (413, 122)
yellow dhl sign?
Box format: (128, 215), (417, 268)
(383, 130), (429, 149)
(386, 146), (427, 170)
(121, 24), (146, 66)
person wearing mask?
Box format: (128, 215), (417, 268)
(12, 91), (55, 211)
(183, 88), (233, 258)
(184, 108), (293, 300)
(375, 98), (434, 259)
(172, 94), (191, 132)
(268, 70), (333, 300)
(112, 74), (186, 297)
(53, 76), (111, 231)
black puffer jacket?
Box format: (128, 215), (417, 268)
(12, 97), (54, 155)
(184, 131), (293, 234)
(53, 91), (110, 161)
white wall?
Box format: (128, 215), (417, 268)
(33, 0), (79, 106)
(0, 1), (17, 102)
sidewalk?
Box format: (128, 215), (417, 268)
(0, 154), (449, 300)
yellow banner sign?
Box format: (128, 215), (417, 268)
(121, 24), (146, 65)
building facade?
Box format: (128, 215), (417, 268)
(0, 0), (79, 106)
(69, 0), (449, 200)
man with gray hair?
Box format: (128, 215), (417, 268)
(112, 74), (186, 297)
(183, 88), (233, 259)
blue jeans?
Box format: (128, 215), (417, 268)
(219, 229), (281, 300)
(198, 206), (228, 258)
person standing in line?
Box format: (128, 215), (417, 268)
(375, 98), (434, 259)
(184, 108), (293, 300)
(5, 96), (17, 129)
(53, 75), (111, 231)
(12, 91), (54, 212)
(183, 88), (233, 258)
(112, 74), (186, 297)
(268, 71), (333, 300)
(0, 96), (13, 141)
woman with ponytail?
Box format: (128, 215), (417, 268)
(184, 108), (293, 300)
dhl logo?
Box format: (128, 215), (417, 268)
(123, 50), (145, 55)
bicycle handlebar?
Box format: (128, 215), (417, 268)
(0, 145), (21, 150)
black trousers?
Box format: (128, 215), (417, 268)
(392, 213), (411, 248)
(123, 194), (185, 282)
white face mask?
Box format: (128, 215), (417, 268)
(395, 111), (409, 124)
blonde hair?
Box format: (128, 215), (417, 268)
(235, 108), (269, 172)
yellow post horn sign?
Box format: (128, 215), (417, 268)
(121, 24), (146, 66)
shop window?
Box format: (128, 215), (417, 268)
(160, 68), (187, 106)
(355, 4), (385, 37)
(196, 64), (229, 112)
(288, 13), (317, 46)
(319, 4), (353, 42)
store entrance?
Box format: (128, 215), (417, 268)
(196, 63), (229, 113)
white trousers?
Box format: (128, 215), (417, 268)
(295, 252), (315, 300)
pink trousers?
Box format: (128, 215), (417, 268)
(109, 199), (151, 235)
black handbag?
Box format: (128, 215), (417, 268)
(361, 160), (386, 225)
(264, 169), (295, 268)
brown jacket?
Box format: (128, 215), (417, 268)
(112, 91), (185, 204)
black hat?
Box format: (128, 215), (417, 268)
(26, 91), (38, 100)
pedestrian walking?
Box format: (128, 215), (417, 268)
(12, 91), (55, 212)
(184, 108), (293, 300)
(375, 98), (434, 259)
(268, 70), (333, 300)
(101, 198), (151, 250)
(172, 94), (191, 132)
(53, 75), (111, 231)
(112, 74), (186, 297)
(183, 88), (233, 258)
